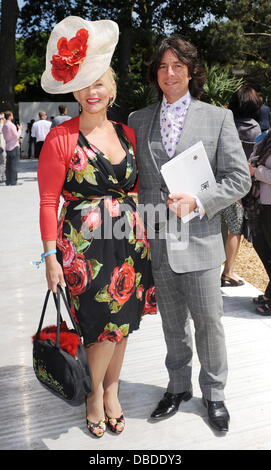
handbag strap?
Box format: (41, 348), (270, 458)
(55, 285), (79, 333)
(36, 289), (51, 340)
(36, 286), (81, 347)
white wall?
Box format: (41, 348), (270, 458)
(18, 101), (80, 157)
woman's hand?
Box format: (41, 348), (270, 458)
(166, 193), (197, 218)
(248, 162), (256, 177)
(45, 255), (66, 293)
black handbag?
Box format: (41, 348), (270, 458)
(32, 286), (92, 405)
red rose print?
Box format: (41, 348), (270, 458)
(132, 211), (144, 239)
(132, 211), (150, 248)
(62, 189), (80, 201)
(69, 302), (79, 325)
(104, 197), (120, 217)
(83, 146), (97, 161)
(136, 285), (144, 300)
(108, 262), (136, 305)
(98, 328), (124, 343)
(51, 28), (89, 84)
(64, 253), (93, 296)
(70, 146), (88, 171)
(61, 237), (77, 269)
(81, 207), (102, 231)
(143, 286), (157, 315)
(142, 232), (150, 248)
(57, 216), (65, 249)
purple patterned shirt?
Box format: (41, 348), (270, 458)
(160, 91), (191, 158)
(160, 91), (205, 218)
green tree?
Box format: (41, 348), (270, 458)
(199, 1), (271, 66)
(17, 1), (227, 96)
(197, 1), (271, 104)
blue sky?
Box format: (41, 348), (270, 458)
(17, 0), (25, 9)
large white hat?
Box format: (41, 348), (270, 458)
(41, 16), (119, 94)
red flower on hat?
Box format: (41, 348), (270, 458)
(51, 28), (89, 84)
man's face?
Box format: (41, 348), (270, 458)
(157, 49), (191, 104)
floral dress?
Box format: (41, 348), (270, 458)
(56, 124), (157, 346)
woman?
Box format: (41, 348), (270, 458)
(37, 17), (156, 438)
(221, 86), (261, 287)
(0, 113), (6, 182)
(247, 131), (271, 315)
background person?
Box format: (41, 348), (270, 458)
(0, 113), (6, 182)
(38, 16), (156, 439)
(258, 99), (270, 133)
(51, 104), (71, 128)
(2, 110), (21, 185)
(26, 119), (35, 158)
(31, 111), (51, 158)
(247, 131), (271, 314)
(221, 86), (262, 287)
(229, 86), (262, 159)
(128, 35), (251, 433)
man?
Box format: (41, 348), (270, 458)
(31, 111), (51, 158)
(258, 101), (270, 132)
(26, 119), (35, 158)
(51, 104), (71, 128)
(2, 111), (21, 185)
(128, 36), (251, 432)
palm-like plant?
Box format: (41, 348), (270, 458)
(117, 81), (157, 121)
(202, 64), (244, 107)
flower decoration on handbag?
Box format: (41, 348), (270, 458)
(51, 28), (89, 84)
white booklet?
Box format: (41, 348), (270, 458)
(160, 141), (216, 222)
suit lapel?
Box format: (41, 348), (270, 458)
(148, 102), (169, 170)
(173, 98), (201, 156)
(145, 98), (202, 177)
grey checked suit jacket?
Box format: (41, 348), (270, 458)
(128, 98), (252, 272)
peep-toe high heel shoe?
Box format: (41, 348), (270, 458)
(85, 397), (106, 438)
(86, 416), (106, 438)
(105, 410), (125, 434)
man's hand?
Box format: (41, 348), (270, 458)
(166, 193), (197, 218)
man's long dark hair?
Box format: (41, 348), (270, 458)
(147, 35), (206, 100)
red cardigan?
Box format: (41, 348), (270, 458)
(37, 116), (138, 241)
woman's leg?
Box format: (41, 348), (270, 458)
(253, 205), (271, 302)
(85, 340), (116, 422)
(103, 337), (128, 417)
(222, 232), (242, 281)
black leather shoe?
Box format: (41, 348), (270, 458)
(203, 397), (230, 432)
(151, 391), (192, 420)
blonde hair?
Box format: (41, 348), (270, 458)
(73, 67), (117, 107)
(102, 67), (117, 106)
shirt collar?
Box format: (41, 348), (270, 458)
(161, 91), (191, 114)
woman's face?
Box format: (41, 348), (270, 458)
(76, 77), (113, 115)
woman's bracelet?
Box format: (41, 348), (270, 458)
(31, 249), (57, 269)
(41, 249), (57, 259)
